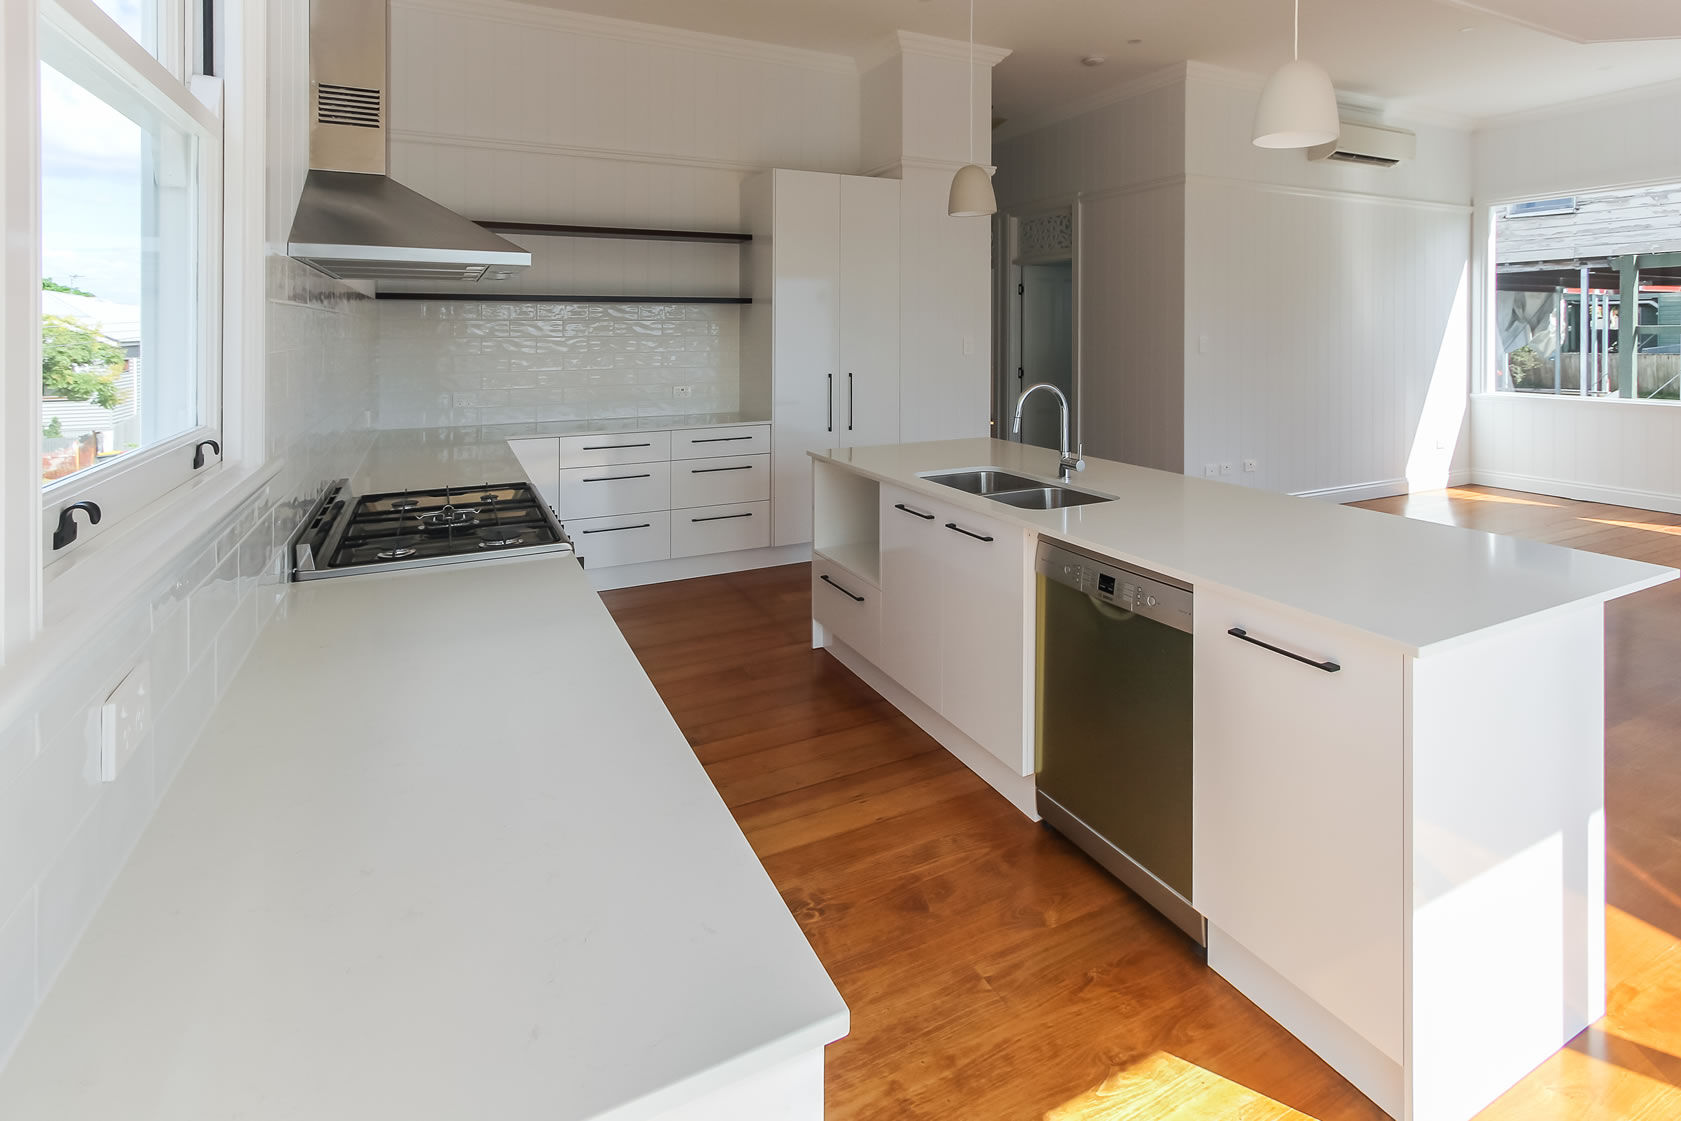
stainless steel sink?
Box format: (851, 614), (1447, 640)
(924, 468), (1044, 495)
(986, 486), (1111, 510)
(922, 467), (1112, 510)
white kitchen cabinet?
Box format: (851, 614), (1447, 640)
(559, 431), (673, 469)
(672, 501), (771, 559)
(872, 486), (1034, 776)
(670, 454), (771, 509)
(937, 508), (1035, 775)
(1194, 588), (1405, 1107)
(811, 556), (880, 662)
(558, 462), (672, 521)
(567, 511), (673, 568)
(877, 485), (944, 710)
(742, 169), (900, 548)
(671, 425), (771, 460)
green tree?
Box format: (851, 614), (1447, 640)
(42, 417), (63, 439)
(42, 314), (125, 409)
(42, 277), (94, 297)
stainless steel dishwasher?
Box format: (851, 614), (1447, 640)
(1034, 539), (1204, 944)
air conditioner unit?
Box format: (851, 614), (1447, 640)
(1307, 121), (1416, 168)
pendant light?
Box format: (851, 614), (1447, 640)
(1251, 0), (1340, 149)
(948, 0), (997, 217)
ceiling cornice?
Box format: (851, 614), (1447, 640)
(393, 0), (858, 76)
(1474, 73), (1681, 130)
(856, 30), (1012, 74)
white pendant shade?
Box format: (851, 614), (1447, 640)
(949, 163), (997, 218)
(1252, 58), (1340, 149)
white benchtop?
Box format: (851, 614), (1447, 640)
(0, 555), (847, 1121)
(814, 438), (1676, 656)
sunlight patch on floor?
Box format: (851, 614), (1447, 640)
(1442, 488), (1561, 507)
(1582, 518), (1681, 537)
(1043, 1052), (1312, 1121)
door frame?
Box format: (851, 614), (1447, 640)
(994, 199), (1083, 447)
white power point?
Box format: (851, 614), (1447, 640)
(100, 663), (152, 782)
(673, 385), (693, 399)
(1221, 463), (1234, 476)
(1203, 463), (1219, 478)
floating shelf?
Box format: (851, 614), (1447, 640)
(374, 292), (752, 305)
(474, 221), (751, 244)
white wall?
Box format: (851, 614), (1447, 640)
(995, 66), (1475, 497)
(0, 0), (375, 1070)
(1183, 73), (1474, 499)
(1470, 80), (1681, 511)
(994, 73), (1188, 471)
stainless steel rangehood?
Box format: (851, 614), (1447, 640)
(286, 0), (530, 283)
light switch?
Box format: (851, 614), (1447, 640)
(100, 663), (152, 782)
(962, 336), (975, 357)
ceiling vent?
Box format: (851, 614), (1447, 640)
(1308, 121), (1417, 168)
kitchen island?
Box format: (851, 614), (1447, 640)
(0, 555), (846, 1121)
(808, 437), (1674, 1121)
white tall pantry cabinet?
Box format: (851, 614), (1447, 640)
(742, 169), (900, 547)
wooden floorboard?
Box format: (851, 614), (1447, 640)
(602, 486), (1681, 1120)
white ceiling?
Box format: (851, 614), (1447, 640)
(511, 0), (1681, 129)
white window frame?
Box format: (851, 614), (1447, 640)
(34, 0), (224, 569)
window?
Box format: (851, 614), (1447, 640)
(30, 0), (222, 555)
(1491, 183), (1681, 400)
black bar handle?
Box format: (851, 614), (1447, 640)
(691, 464), (753, 474)
(581, 442), (652, 451)
(691, 435), (754, 444)
(827, 373), (833, 433)
(894, 503), (934, 521)
(581, 473), (652, 483)
(692, 512), (753, 523)
(1227, 627), (1341, 674)
(52, 501), (102, 550)
(944, 522), (994, 543)
(191, 439), (220, 469)
(581, 523), (651, 534)
(848, 372), (854, 432)
(820, 574), (864, 602)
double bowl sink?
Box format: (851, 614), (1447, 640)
(922, 468), (1112, 510)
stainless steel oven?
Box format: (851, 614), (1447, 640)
(1034, 539), (1203, 944)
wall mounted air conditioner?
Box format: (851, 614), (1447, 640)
(1307, 121), (1416, 168)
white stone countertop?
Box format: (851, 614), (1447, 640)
(813, 438), (1677, 656)
(0, 555), (847, 1121)
(355, 416), (768, 494)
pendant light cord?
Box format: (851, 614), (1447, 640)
(1293, 0), (1300, 61)
(968, 0), (975, 164)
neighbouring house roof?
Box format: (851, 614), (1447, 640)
(41, 290), (141, 346)
(1496, 184), (1681, 266)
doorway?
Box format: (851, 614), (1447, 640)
(997, 206), (1078, 451)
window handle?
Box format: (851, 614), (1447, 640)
(192, 439), (221, 469)
(53, 501), (102, 550)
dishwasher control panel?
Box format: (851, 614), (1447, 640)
(1037, 540), (1193, 633)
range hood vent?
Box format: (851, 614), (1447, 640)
(286, 0), (530, 283)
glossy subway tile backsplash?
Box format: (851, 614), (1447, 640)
(373, 301), (741, 430)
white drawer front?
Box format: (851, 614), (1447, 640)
(811, 557), (879, 661)
(559, 462), (672, 520)
(567, 511), (672, 568)
(672, 454), (770, 509)
(672, 501), (771, 559)
(558, 431), (672, 469)
(671, 425), (770, 460)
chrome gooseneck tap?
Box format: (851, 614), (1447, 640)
(1012, 383), (1084, 481)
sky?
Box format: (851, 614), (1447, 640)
(40, 1), (156, 308)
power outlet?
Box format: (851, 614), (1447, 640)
(1243, 459), (1257, 473)
(100, 663), (152, 782)
(1221, 462), (1234, 476)
(673, 385), (693, 399)
(1203, 463), (1219, 478)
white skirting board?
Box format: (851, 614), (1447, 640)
(819, 633), (1039, 821)
(1292, 471), (1472, 505)
(1471, 469), (1681, 516)
(584, 544), (812, 591)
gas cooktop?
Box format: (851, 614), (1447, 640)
(292, 480), (574, 581)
